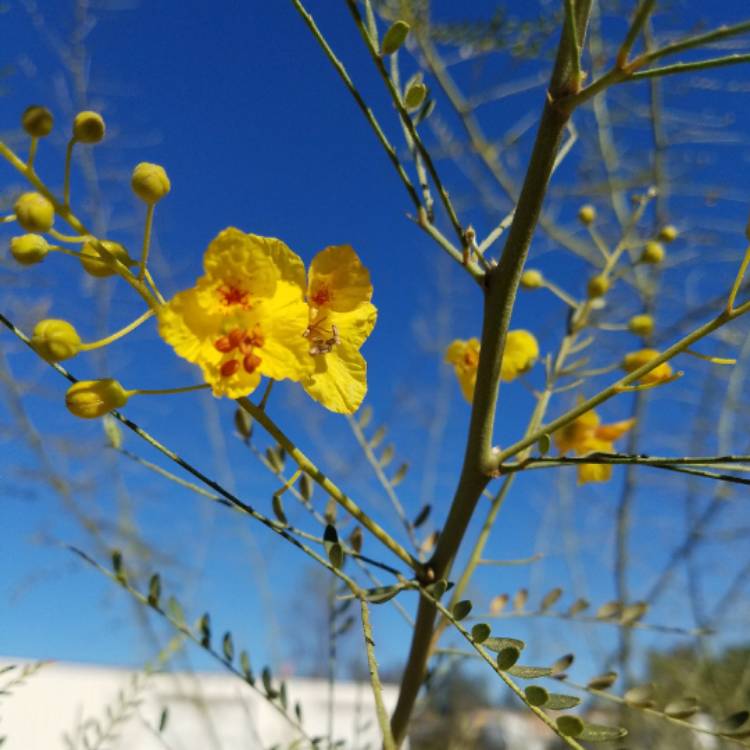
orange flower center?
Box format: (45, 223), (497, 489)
(463, 349), (479, 368)
(310, 284), (332, 308)
(218, 283), (251, 309)
(215, 326), (264, 377)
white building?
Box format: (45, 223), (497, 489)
(0, 658), (400, 749)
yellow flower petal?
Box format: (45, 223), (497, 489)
(308, 245), (372, 312)
(595, 418), (635, 442)
(501, 329), (539, 382)
(445, 338), (480, 403)
(303, 344), (367, 414)
(578, 461), (613, 484)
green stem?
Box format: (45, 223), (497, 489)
(237, 397), (419, 573)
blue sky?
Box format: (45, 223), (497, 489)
(2, 0), (750, 698)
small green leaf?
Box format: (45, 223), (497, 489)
(391, 463), (409, 486)
(272, 494), (288, 525)
(102, 415), (122, 449)
(379, 444), (395, 468)
(537, 433), (551, 455)
(158, 707), (169, 733)
(369, 425), (386, 450)
(262, 666), (277, 698)
(664, 697), (699, 719)
(556, 715), (584, 737)
(596, 600), (622, 620)
(425, 579), (448, 600)
(539, 587), (562, 612)
(240, 650), (254, 684)
(147, 573), (161, 608)
(295, 702), (303, 723)
(222, 632), (234, 663)
(412, 505), (431, 529)
(525, 685), (549, 706)
(720, 710), (750, 737)
(381, 20), (410, 55)
(234, 408), (253, 442)
(471, 623), (491, 644)
(550, 653), (574, 676)
(513, 588), (528, 612)
(358, 405), (373, 429)
(299, 473), (313, 501)
(490, 594), (509, 614)
(324, 524), (344, 569)
(484, 637), (525, 654)
(279, 681), (288, 710)
(349, 526), (363, 554)
(620, 601), (648, 625)
(567, 598), (589, 616)
(507, 664), (552, 679)
(587, 671), (617, 690)
(578, 722), (628, 742)
(111, 550), (125, 582)
(496, 647), (521, 671)
(544, 693), (581, 710)
(362, 585), (403, 604)
(266, 446), (285, 473)
(452, 600), (472, 621)
(166, 596), (185, 628)
(198, 613), (211, 649)
(624, 683), (655, 708)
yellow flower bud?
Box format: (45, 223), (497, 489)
(22, 105), (53, 138)
(10, 234), (49, 266)
(640, 240), (665, 264)
(658, 225), (678, 243)
(587, 273), (609, 298)
(578, 204), (596, 225)
(65, 379), (130, 419)
(80, 240), (132, 278)
(622, 348), (673, 386)
(14, 192), (55, 233)
(628, 313), (654, 337)
(520, 269), (544, 289)
(131, 162), (171, 204)
(72, 111), (106, 144)
(31, 319), (81, 362)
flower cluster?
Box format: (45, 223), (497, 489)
(158, 229), (376, 414)
(445, 330), (539, 403)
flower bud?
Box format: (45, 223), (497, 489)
(22, 105), (53, 138)
(31, 319), (81, 362)
(622, 348), (673, 385)
(10, 234), (49, 266)
(131, 162), (171, 204)
(520, 269), (544, 289)
(14, 192), (55, 233)
(65, 379), (130, 419)
(404, 81), (427, 111)
(587, 273), (609, 298)
(381, 20), (410, 55)
(628, 313), (654, 337)
(640, 240), (665, 264)
(80, 240), (132, 278)
(578, 204), (596, 225)
(658, 225), (678, 243)
(73, 111), (106, 143)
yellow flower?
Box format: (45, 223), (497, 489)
(554, 404), (635, 484)
(445, 338), (480, 403)
(158, 228), (312, 398)
(622, 348), (673, 386)
(301, 245), (377, 414)
(446, 330), (539, 402)
(500, 330), (539, 382)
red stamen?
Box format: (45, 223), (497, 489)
(220, 359), (240, 377)
(219, 284), (250, 308)
(214, 335), (233, 353)
(243, 353), (262, 374)
(311, 285), (332, 307)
